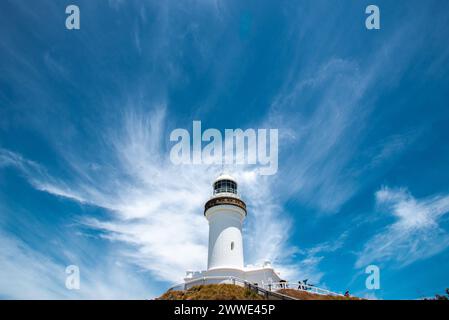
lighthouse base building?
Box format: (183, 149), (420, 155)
(181, 174), (282, 289)
(184, 264), (282, 289)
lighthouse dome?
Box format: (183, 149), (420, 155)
(213, 174), (238, 195)
(213, 174), (237, 184)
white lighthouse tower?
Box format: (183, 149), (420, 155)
(205, 174), (246, 270)
(183, 174), (282, 288)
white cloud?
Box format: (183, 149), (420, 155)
(274, 232), (348, 284)
(266, 17), (430, 213)
(0, 231), (154, 299)
(0, 105), (296, 288)
(356, 186), (449, 268)
(266, 58), (387, 212)
(1, 0), (446, 299)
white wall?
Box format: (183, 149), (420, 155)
(182, 267), (282, 290)
(206, 205), (246, 270)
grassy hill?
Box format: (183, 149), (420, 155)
(277, 289), (361, 300)
(158, 284), (263, 300)
(158, 284), (361, 300)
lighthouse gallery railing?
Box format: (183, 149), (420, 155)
(167, 276), (343, 298)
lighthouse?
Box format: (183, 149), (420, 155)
(205, 174), (247, 270)
(182, 174), (282, 288)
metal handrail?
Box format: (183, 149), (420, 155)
(167, 276), (342, 298)
(168, 275), (296, 300)
(263, 281), (344, 297)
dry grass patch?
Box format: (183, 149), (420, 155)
(278, 289), (362, 300)
(158, 284), (264, 300)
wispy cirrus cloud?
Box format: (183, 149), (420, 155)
(0, 230), (154, 299)
(0, 104), (294, 285)
(266, 12), (433, 213)
(2, 1), (449, 300)
(355, 186), (449, 268)
(267, 58), (411, 212)
(0, 45), (423, 295)
(274, 232), (348, 285)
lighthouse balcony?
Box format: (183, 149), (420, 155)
(204, 196), (247, 216)
(210, 192), (241, 199)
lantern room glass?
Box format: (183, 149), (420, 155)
(214, 180), (237, 195)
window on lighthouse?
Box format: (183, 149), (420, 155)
(231, 242), (234, 251)
(214, 180), (237, 194)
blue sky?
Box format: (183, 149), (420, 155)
(1, 0), (449, 299)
